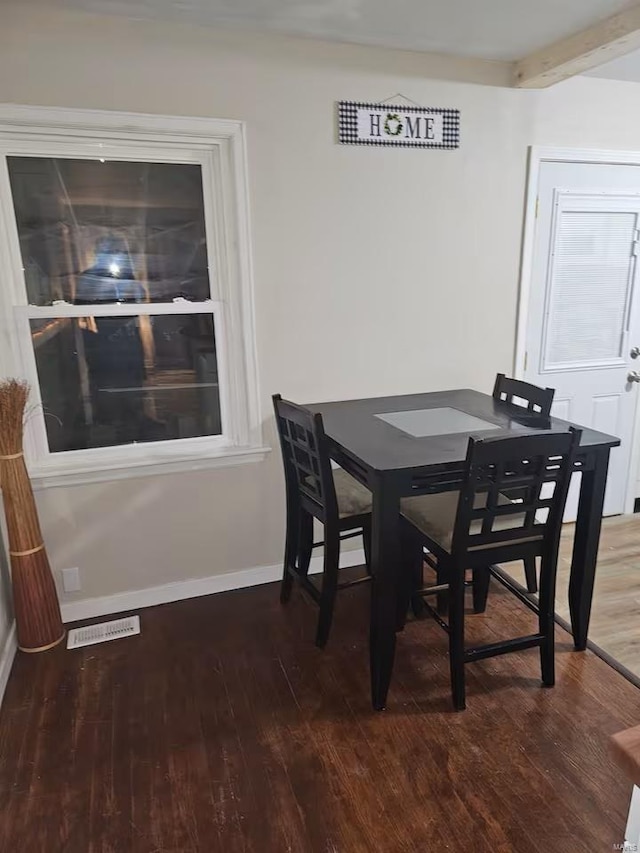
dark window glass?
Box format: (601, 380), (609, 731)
(8, 157), (211, 305)
(30, 313), (221, 451)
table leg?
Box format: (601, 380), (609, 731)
(369, 479), (401, 711)
(569, 448), (611, 651)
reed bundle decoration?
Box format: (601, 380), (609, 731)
(0, 380), (64, 652)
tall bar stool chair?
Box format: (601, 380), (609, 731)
(493, 373), (555, 417)
(492, 373), (556, 594)
(273, 394), (372, 648)
(400, 428), (580, 710)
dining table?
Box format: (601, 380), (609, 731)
(308, 388), (621, 710)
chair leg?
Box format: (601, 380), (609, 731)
(281, 509), (313, 604)
(315, 528), (340, 649)
(538, 554), (557, 687)
(448, 564), (466, 711)
(410, 557), (426, 619)
(396, 522), (422, 630)
(436, 562), (449, 615)
(540, 629), (555, 687)
(524, 555), (538, 594)
(472, 567), (491, 614)
(297, 510), (314, 577)
(409, 540), (426, 619)
(362, 518), (372, 576)
(280, 499), (299, 604)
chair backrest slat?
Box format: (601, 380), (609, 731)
(273, 394), (338, 520)
(451, 429), (581, 557)
(493, 373), (554, 417)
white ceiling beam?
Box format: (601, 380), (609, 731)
(515, 4), (640, 88)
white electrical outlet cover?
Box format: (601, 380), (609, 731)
(61, 567), (81, 593)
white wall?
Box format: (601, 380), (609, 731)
(0, 535), (12, 639)
(0, 525), (15, 702)
(2, 4), (640, 609)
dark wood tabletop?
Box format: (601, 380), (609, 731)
(308, 389), (620, 474)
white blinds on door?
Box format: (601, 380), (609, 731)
(543, 210), (636, 369)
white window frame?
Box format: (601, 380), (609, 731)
(0, 104), (267, 488)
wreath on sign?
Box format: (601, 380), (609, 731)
(384, 113), (403, 136)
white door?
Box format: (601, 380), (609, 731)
(525, 161), (640, 519)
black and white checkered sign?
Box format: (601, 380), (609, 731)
(337, 101), (460, 149)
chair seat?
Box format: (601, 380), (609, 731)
(401, 491), (538, 552)
(333, 469), (372, 518)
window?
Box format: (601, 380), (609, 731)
(0, 106), (265, 485)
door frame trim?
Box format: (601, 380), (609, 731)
(515, 145), (640, 515)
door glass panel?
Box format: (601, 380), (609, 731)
(8, 156), (211, 305)
(30, 313), (221, 452)
(543, 210), (636, 368)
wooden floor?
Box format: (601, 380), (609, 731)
(561, 515), (640, 680)
(502, 514), (640, 680)
(0, 575), (638, 852)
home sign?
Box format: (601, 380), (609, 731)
(337, 101), (460, 149)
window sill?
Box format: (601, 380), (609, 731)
(29, 445), (271, 490)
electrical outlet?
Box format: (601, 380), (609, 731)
(61, 567), (81, 593)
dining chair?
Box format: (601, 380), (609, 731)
(400, 428), (580, 710)
(492, 373), (556, 594)
(273, 394), (372, 648)
(493, 373), (555, 417)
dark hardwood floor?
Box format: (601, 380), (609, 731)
(0, 575), (637, 852)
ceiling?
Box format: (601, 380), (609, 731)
(32, 0), (640, 63)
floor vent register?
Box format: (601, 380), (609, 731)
(67, 615), (141, 649)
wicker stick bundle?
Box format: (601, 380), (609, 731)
(0, 380), (64, 652)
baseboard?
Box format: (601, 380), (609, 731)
(0, 622), (17, 708)
(60, 548), (367, 624)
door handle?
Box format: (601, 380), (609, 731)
(628, 371), (640, 383)
(632, 347), (640, 359)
